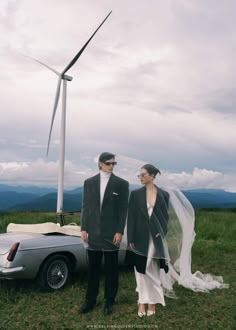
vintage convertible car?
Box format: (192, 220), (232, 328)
(0, 220), (126, 291)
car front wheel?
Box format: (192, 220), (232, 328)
(37, 254), (72, 291)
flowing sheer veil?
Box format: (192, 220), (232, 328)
(163, 188), (228, 294)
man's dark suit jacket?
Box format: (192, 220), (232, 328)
(81, 173), (129, 250)
(126, 186), (169, 273)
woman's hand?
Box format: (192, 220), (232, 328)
(129, 243), (135, 249)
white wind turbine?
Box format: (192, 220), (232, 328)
(25, 11), (112, 221)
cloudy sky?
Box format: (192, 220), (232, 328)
(0, 0), (236, 191)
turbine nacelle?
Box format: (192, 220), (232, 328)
(62, 74), (73, 81)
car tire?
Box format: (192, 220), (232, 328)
(37, 254), (72, 291)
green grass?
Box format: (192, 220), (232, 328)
(0, 210), (235, 330)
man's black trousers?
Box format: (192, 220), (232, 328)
(86, 249), (119, 304)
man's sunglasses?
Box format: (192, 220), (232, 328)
(104, 162), (117, 166)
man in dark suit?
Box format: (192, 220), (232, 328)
(80, 152), (129, 315)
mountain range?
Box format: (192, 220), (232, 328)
(0, 184), (236, 212)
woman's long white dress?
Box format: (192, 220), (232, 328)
(134, 203), (165, 305)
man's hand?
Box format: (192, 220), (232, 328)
(81, 230), (88, 243)
(113, 233), (122, 245)
(129, 243), (135, 249)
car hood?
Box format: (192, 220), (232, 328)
(0, 232), (43, 254)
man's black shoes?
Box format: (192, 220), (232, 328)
(103, 301), (113, 315)
(80, 299), (114, 315)
(80, 300), (96, 314)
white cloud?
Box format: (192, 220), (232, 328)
(1, 158), (236, 192)
(160, 168), (236, 192)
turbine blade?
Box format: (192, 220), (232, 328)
(22, 54), (60, 76)
(62, 10), (112, 75)
(46, 76), (62, 156)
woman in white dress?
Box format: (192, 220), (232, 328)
(126, 163), (228, 318)
(127, 164), (169, 317)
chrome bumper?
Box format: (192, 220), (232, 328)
(0, 266), (24, 278)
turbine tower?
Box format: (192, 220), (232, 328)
(25, 11), (112, 220)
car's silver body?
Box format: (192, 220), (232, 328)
(0, 232), (87, 279)
(0, 227), (126, 290)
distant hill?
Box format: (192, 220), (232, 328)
(65, 187), (83, 195)
(0, 191), (38, 210)
(0, 186), (82, 212)
(6, 192), (82, 212)
(0, 185), (236, 211)
(0, 184), (56, 196)
(182, 189), (236, 208)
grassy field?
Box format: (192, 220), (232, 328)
(0, 209), (235, 330)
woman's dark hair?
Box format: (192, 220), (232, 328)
(141, 164), (161, 178)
